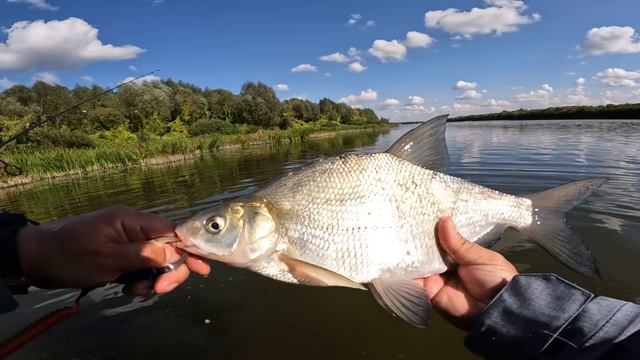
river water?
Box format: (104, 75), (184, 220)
(1, 120), (639, 359)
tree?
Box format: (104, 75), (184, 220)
(239, 81), (279, 126)
(204, 89), (237, 122)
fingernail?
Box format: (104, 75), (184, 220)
(446, 218), (457, 232)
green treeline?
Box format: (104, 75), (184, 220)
(0, 79), (388, 148)
(451, 103), (640, 121)
(0, 80), (390, 183)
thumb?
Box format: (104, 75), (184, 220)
(437, 217), (488, 265)
(116, 241), (169, 272)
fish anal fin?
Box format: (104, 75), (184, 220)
(278, 254), (366, 290)
(370, 277), (431, 328)
(385, 114), (450, 172)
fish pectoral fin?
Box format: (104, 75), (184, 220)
(278, 254), (366, 290)
(369, 277), (431, 328)
(385, 114), (450, 172)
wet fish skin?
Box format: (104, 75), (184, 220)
(255, 152), (532, 283)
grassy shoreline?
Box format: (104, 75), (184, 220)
(0, 124), (393, 190)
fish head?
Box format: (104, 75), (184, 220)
(175, 198), (279, 267)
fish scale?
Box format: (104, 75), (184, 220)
(257, 152), (533, 282)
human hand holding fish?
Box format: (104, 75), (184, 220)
(416, 217), (518, 331)
(15, 206), (210, 295)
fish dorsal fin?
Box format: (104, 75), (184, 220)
(370, 277), (431, 328)
(385, 114), (450, 172)
(278, 253), (366, 290)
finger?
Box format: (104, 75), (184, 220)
(120, 209), (175, 241)
(186, 255), (211, 276)
(415, 274), (447, 300)
(437, 217), (492, 265)
(117, 241), (168, 272)
(155, 264), (189, 294)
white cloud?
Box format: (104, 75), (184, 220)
(457, 89), (483, 100)
(451, 98), (512, 114)
(274, 83), (289, 91)
(120, 75), (161, 85)
(404, 31), (434, 48)
(324, 72), (332, 77)
(346, 14), (374, 29)
(566, 94), (590, 106)
(129, 65), (138, 71)
(347, 62), (367, 73)
(368, 39), (407, 62)
(407, 96), (425, 105)
(565, 77), (590, 105)
(600, 89), (640, 104)
(290, 64), (318, 73)
(486, 99), (512, 107)
(454, 80), (478, 90)
(382, 98), (400, 107)
(453, 102), (481, 112)
(347, 47), (362, 61)
(0, 17), (144, 71)
(347, 14), (362, 26)
(0, 77), (16, 90)
(319, 52), (350, 63)
(484, 0), (526, 7)
(403, 105), (435, 113)
(152, 0), (163, 5)
(425, 0), (540, 38)
(516, 83), (554, 102)
(291, 94), (308, 100)
(577, 26), (640, 56)
(33, 71), (60, 84)
(339, 88), (378, 105)
(7, 0), (58, 11)
(593, 68), (640, 87)
(81, 75), (94, 83)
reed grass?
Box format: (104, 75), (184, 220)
(1, 123), (391, 187)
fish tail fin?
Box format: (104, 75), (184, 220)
(516, 178), (606, 279)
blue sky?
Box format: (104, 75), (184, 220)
(1, 0), (639, 120)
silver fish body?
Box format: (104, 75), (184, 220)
(176, 114), (604, 328)
(257, 152), (531, 283)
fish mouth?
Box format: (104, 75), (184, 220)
(174, 225), (194, 248)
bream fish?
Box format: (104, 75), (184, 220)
(176, 115), (604, 327)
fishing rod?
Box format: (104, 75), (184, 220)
(0, 69), (160, 176)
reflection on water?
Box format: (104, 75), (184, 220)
(1, 120), (639, 359)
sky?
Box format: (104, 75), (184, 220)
(0, 0), (639, 121)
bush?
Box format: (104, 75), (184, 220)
(29, 128), (95, 149)
(188, 118), (235, 136)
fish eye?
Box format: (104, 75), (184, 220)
(206, 216), (226, 234)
